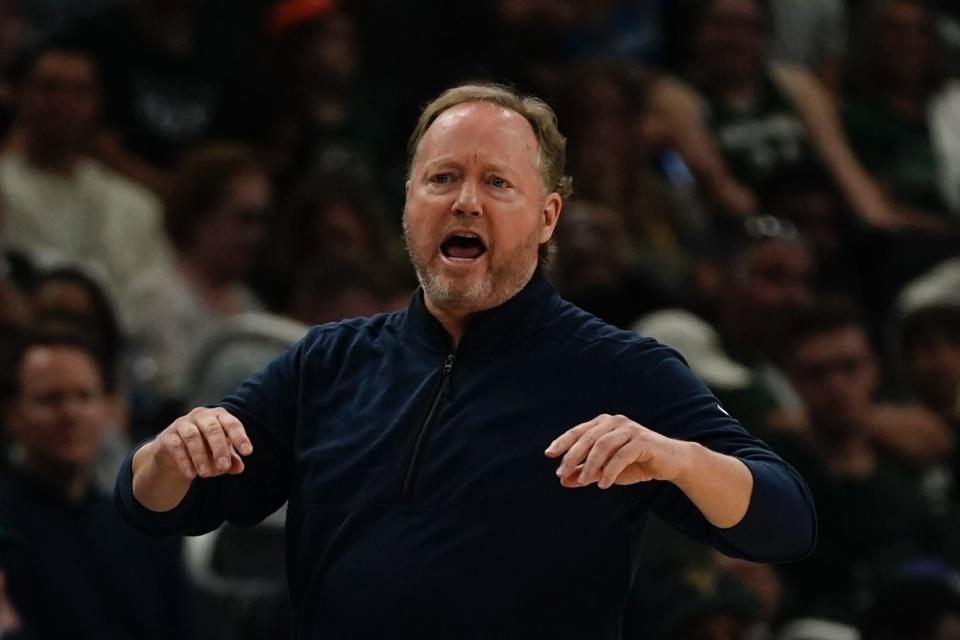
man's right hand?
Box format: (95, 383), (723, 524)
(132, 407), (253, 512)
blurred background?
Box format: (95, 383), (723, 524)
(1, 0), (960, 638)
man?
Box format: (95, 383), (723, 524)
(117, 84), (815, 638)
(0, 43), (170, 311)
(772, 299), (943, 623)
(0, 328), (195, 639)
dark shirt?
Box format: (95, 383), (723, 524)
(117, 271), (815, 639)
(770, 432), (938, 623)
(696, 67), (822, 205)
(0, 466), (195, 640)
(66, 5), (261, 168)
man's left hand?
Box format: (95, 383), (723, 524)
(545, 414), (692, 489)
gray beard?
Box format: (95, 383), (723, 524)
(402, 217), (538, 315)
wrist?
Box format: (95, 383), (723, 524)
(669, 440), (704, 486)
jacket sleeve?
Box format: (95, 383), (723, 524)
(115, 329), (313, 536)
(634, 346), (817, 562)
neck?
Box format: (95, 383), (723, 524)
(812, 427), (876, 478)
(13, 127), (80, 174)
(424, 296), (468, 349)
(22, 457), (92, 503)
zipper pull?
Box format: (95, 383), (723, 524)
(442, 353), (455, 376)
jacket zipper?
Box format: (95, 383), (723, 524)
(399, 353), (455, 504)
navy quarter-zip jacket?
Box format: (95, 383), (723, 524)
(116, 270), (815, 639)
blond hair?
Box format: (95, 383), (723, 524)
(407, 83), (573, 201)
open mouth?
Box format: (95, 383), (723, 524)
(440, 233), (487, 261)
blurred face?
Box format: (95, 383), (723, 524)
(879, 1), (934, 87)
(403, 101), (561, 316)
(555, 202), (629, 290)
(905, 334), (960, 417)
(732, 241), (813, 326)
(303, 12), (356, 82)
(7, 345), (108, 472)
(695, 0), (767, 82)
(312, 202), (373, 263)
(192, 171), (271, 280)
(20, 51), (98, 148)
(788, 326), (879, 432)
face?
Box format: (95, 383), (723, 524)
(788, 326), (878, 432)
(905, 333), (960, 417)
(7, 345), (108, 472)
(192, 171), (271, 280)
(312, 202), (373, 263)
(695, 0), (767, 82)
(403, 101), (561, 315)
(879, 2), (934, 85)
(731, 241), (813, 329)
(21, 51), (98, 147)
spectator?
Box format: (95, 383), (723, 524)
(255, 171), (401, 310)
(647, 0), (940, 230)
(126, 144), (270, 401)
(0, 42), (170, 311)
(774, 299), (946, 623)
(31, 266), (130, 491)
(0, 327), (196, 639)
(65, 0), (265, 190)
(552, 198), (680, 328)
(559, 62), (701, 267)
(844, 0), (960, 224)
(900, 303), (960, 435)
(262, 0), (385, 196)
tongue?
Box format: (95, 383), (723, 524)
(447, 244), (484, 259)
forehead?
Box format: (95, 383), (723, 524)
(32, 51), (96, 82)
(416, 101), (540, 169)
(796, 326), (871, 358)
(19, 345), (101, 386)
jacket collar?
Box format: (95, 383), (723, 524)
(401, 268), (561, 354)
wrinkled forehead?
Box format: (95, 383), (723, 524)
(414, 102), (542, 171)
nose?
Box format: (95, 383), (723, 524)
(452, 177), (481, 217)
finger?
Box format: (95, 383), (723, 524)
(578, 429), (633, 486)
(176, 420), (214, 477)
(559, 464), (586, 488)
(160, 431), (196, 479)
(196, 413), (232, 472)
(556, 419), (618, 476)
(216, 409), (253, 456)
(599, 440), (649, 489)
(226, 449), (246, 475)
(545, 415), (606, 457)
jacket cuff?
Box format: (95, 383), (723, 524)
(114, 438), (199, 536)
(715, 458), (817, 562)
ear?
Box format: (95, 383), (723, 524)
(405, 179), (411, 200)
(539, 192), (563, 244)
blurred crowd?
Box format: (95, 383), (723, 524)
(1, 0), (960, 638)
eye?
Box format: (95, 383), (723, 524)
(488, 176), (509, 188)
(430, 173), (453, 184)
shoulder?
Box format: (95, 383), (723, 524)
(296, 309), (405, 356)
(545, 299), (688, 374)
(80, 158), (163, 217)
(648, 73), (708, 120)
